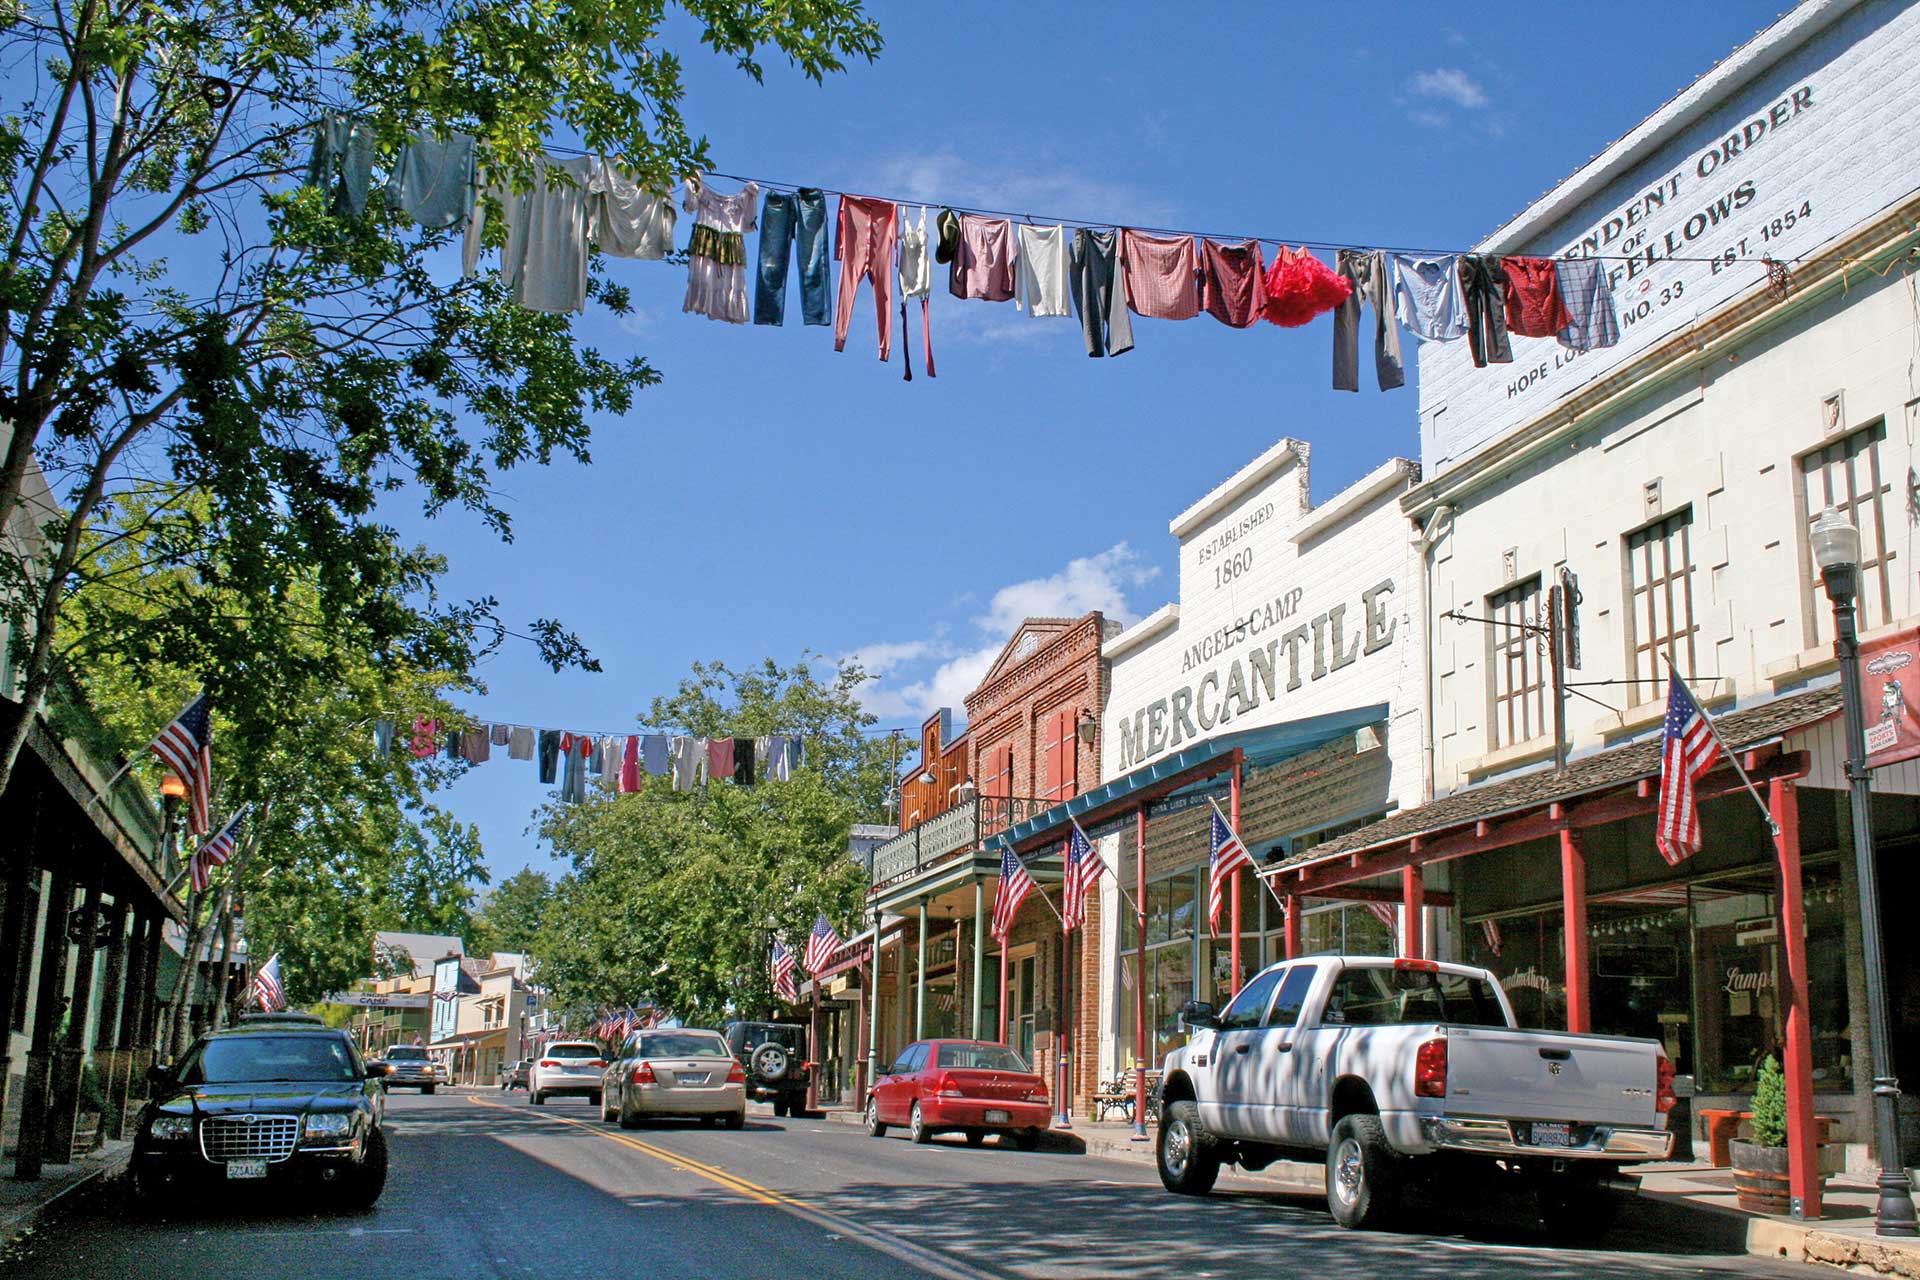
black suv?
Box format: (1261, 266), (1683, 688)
(723, 1021), (809, 1116)
(132, 1013), (389, 1209)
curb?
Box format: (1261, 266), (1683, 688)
(0, 1144), (130, 1246)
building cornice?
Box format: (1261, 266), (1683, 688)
(1168, 438), (1306, 538)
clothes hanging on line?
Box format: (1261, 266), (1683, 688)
(410, 719), (440, 760)
(683, 174), (760, 323)
(593, 163), (677, 260)
(538, 730), (561, 784)
(896, 205), (936, 379)
(1201, 239), (1267, 329)
(834, 195), (898, 359)
(1392, 253), (1468, 342)
(707, 737), (736, 783)
(1554, 258), (1620, 353)
(385, 132), (476, 229)
(1263, 246), (1350, 328)
(754, 187), (830, 325)
(461, 727), (491, 764)
(620, 736), (643, 793)
(1501, 256), (1573, 338)
(561, 740), (587, 802)
(468, 154), (598, 314)
(306, 113), (375, 217)
(1332, 249), (1404, 392)
(643, 734), (670, 776)
(950, 214), (1017, 302)
(733, 738), (756, 786)
(509, 725), (536, 761)
(669, 736), (700, 791)
(1459, 254), (1514, 369)
(373, 719), (395, 757)
(1015, 224), (1074, 318)
(1120, 231), (1201, 321)
(1070, 229), (1134, 358)
(491, 723), (511, 746)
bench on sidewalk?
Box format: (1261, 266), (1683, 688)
(1697, 1108), (1839, 1167)
(1090, 1071), (1161, 1124)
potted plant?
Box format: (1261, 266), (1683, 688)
(1729, 1056), (1815, 1214)
(71, 1061), (105, 1160)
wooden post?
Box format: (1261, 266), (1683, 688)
(806, 981), (820, 1114)
(914, 902), (927, 1039)
(1284, 893), (1301, 960)
(1771, 778), (1822, 1219)
(971, 882), (986, 1040)
(1133, 804), (1149, 1140)
(1402, 865), (1425, 960)
(1560, 827), (1591, 1034)
(14, 868), (74, 1180)
(1229, 761), (1243, 997)
(998, 940), (1009, 1044)
(853, 953), (870, 1111)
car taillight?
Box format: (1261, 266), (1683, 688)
(539, 1060), (558, 1069)
(936, 1072), (964, 1099)
(1414, 1037), (1448, 1098)
(631, 1063), (657, 1085)
(1656, 1053), (1677, 1114)
(588, 1060), (606, 1070)
(1025, 1081), (1049, 1102)
(725, 1062), (745, 1085)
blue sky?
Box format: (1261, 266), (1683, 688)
(411, 2), (1782, 883)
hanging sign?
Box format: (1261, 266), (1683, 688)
(324, 991), (432, 1009)
(1860, 628), (1920, 768)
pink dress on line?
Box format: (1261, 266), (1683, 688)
(682, 175), (759, 323)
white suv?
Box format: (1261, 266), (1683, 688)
(530, 1041), (606, 1106)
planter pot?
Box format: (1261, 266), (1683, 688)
(70, 1112), (100, 1163)
(1729, 1139), (1827, 1215)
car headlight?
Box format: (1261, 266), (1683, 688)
(149, 1114), (193, 1141)
(302, 1113), (355, 1140)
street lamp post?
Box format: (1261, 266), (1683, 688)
(1810, 506), (1918, 1238)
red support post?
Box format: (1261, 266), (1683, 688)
(1560, 828), (1591, 1034)
(998, 941), (1009, 1045)
(1229, 761), (1243, 997)
(1771, 779), (1822, 1219)
(1284, 894), (1300, 960)
(1402, 864), (1424, 960)
(1133, 804), (1149, 1139)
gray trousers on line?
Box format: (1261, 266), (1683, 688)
(1333, 249), (1405, 392)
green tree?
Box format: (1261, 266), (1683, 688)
(469, 867), (553, 957)
(533, 658), (891, 1026)
(1750, 1054), (1788, 1147)
(0, 0), (881, 806)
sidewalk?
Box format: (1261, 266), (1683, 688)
(0, 1138), (132, 1247)
(813, 1105), (1920, 1273)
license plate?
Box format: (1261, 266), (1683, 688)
(1531, 1123), (1573, 1148)
(984, 1109), (1010, 1124)
(226, 1159), (268, 1179)
(678, 1074), (709, 1086)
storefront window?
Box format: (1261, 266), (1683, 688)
(1463, 912), (1568, 1032)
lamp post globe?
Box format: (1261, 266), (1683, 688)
(1810, 505), (1917, 1236)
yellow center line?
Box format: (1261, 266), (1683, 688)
(463, 1094), (1003, 1280)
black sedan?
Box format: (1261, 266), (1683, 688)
(133, 1014), (390, 1208)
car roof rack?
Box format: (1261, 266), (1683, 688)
(236, 1011), (326, 1026)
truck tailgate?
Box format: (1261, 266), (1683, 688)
(1443, 1027), (1659, 1129)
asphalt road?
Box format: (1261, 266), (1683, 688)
(2, 1089), (1813, 1280)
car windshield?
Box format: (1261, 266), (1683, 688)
(936, 1044), (1031, 1072)
(640, 1034), (728, 1059)
(385, 1048), (427, 1061)
(182, 1035), (360, 1084)
(546, 1044), (600, 1059)
(1322, 966), (1509, 1028)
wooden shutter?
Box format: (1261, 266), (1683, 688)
(981, 744), (1013, 799)
(1041, 710), (1075, 801)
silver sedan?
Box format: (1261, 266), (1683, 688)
(601, 1029), (747, 1129)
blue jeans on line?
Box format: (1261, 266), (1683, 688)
(754, 188), (830, 326)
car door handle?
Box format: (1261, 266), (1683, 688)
(1275, 1042), (1292, 1053)
(1233, 1043), (1250, 1055)
(1538, 1048), (1572, 1061)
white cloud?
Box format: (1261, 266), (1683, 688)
(1407, 68), (1489, 111)
(1408, 108), (1451, 130)
(848, 543), (1161, 723)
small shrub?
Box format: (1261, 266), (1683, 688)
(1750, 1054), (1788, 1147)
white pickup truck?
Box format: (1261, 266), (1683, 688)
(1154, 955), (1675, 1235)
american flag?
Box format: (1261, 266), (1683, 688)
(1207, 806), (1252, 937)
(803, 914), (842, 976)
(990, 848), (1035, 942)
(251, 953), (285, 1011)
(1365, 900), (1399, 950)
(1481, 918), (1503, 957)
(150, 693), (213, 835)
(1061, 821), (1103, 933)
(770, 939), (798, 1002)
(189, 810), (246, 892)
(1656, 673), (1722, 865)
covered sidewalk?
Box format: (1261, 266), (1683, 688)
(1260, 686), (1843, 1220)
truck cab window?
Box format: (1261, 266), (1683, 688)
(1218, 967), (1285, 1030)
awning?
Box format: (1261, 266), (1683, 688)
(984, 704), (1389, 856)
(808, 920), (907, 984)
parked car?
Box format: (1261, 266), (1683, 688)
(377, 1044), (438, 1093)
(132, 1018), (389, 1208)
(723, 1021), (810, 1116)
(1154, 956), (1675, 1236)
(865, 1039), (1050, 1149)
(600, 1028), (746, 1129)
(529, 1041), (606, 1106)
(500, 1059), (532, 1090)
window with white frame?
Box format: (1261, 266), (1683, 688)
(1623, 509), (1699, 706)
(1487, 576), (1547, 748)
(1800, 422), (1896, 645)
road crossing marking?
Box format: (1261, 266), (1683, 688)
(466, 1095), (1005, 1280)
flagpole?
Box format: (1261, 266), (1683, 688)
(1660, 656), (1779, 836)
(1208, 796), (1291, 912)
(1070, 818), (1140, 917)
(1007, 846), (1068, 927)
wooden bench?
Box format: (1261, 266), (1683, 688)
(1090, 1070), (1162, 1123)
(1697, 1108), (1839, 1167)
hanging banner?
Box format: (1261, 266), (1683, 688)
(1860, 628), (1920, 768)
(324, 990), (432, 1009)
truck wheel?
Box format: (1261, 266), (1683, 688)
(1157, 1101), (1221, 1195)
(1537, 1171), (1618, 1241)
(1327, 1114), (1399, 1230)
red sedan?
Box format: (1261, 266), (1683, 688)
(864, 1039), (1051, 1149)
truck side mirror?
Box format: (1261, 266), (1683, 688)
(1179, 1000), (1220, 1030)
(146, 1063), (174, 1088)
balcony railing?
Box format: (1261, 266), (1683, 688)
(869, 796), (1050, 889)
